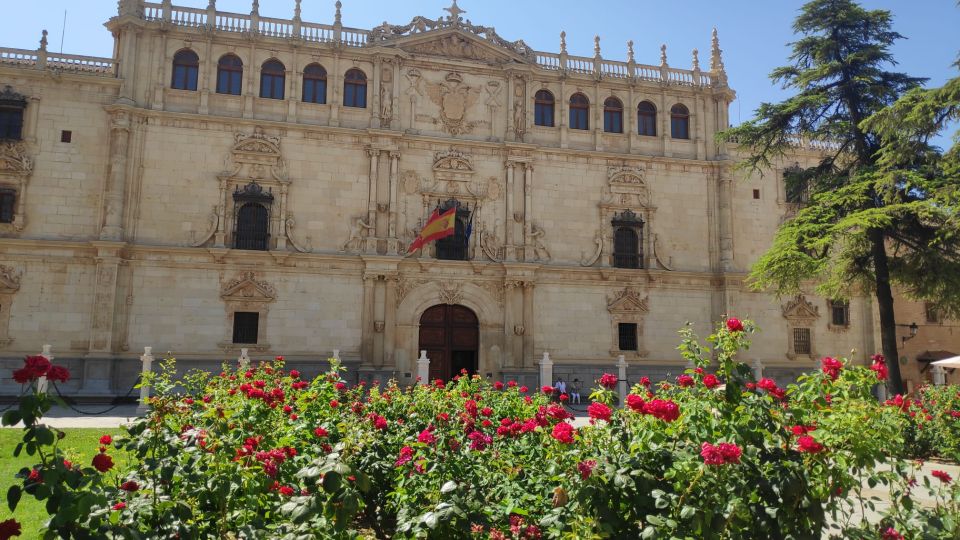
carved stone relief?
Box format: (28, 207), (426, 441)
(512, 77), (526, 141)
(0, 264), (22, 346)
(425, 72), (481, 135)
(380, 64), (394, 128)
(438, 281), (464, 305)
(0, 139), (35, 234)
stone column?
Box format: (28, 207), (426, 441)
(276, 184), (289, 250)
(717, 168), (734, 272)
(85, 242), (125, 393)
(372, 276), (385, 368)
(100, 111), (132, 241)
(360, 273), (376, 366)
(752, 359), (763, 380)
(521, 281), (535, 366)
(383, 275), (398, 369)
(214, 176), (229, 247)
(616, 354), (628, 407)
(243, 40), (256, 119)
(523, 163), (534, 262)
(504, 279), (523, 368)
(388, 151), (400, 239)
(199, 37), (212, 114)
(559, 79), (568, 149)
(137, 346), (154, 413)
(416, 350), (430, 383)
(366, 148), (380, 242)
(539, 352), (553, 390)
(117, 26), (140, 106)
(287, 47), (299, 122)
(505, 74), (516, 141)
(504, 161), (515, 258)
(330, 52), (341, 127)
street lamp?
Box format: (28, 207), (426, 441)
(900, 322), (919, 346)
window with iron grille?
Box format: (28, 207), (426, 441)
(234, 203), (269, 250)
(0, 189), (15, 224)
(618, 323), (638, 351)
(232, 312), (259, 344)
(611, 209), (644, 269)
(925, 302), (940, 323)
(830, 300), (849, 326)
(435, 200), (471, 261)
(793, 327), (812, 355)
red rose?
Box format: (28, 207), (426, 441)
(314, 427), (328, 438)
(541, 385), (554, 395)
(493, 381), (504, 390)
(112, 501), (126, 511)
(639, 376), (651, 387)
(701, 374), (720, 389)
(0, 518), (21, 540)
(717, 442), (742, 464)
(932, 470), (952, 484)
(289, 370), (300, 379)
(418, 429), (436, 444)
(92, 452), (114, 473)
(643, 399), (680, 422)
(797, 435), (824, 454)
(598, 373), (618, 389)
(100, 435), (113, 445)
(676, 374), (694, 388)
(726, 318), (744, 332)
(46, 365), (70, 383)
(120, 480), (139, 492)
(27, 469), (41, 483)
(577, 459), (596, 480)
(626, 394), (646, 412)
(481, 406), (493, 417)
(559, 393), (569, 402)
(700, 442), (725, 465)
(881, 528), (904, 540)
(329, 399), (339, 408)
(550, 422), (575, 444)
(869, 354), (888, 381)
(519, 386), (529, 393)
(587, 402), (612, 422)
(820, 357), (843, 381)
(278, 485), (295, 496)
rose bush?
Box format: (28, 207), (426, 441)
(3, 320), (958, 539)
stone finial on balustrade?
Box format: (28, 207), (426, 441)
(593, 35), (601, 59)
(37, 29), (48, 69)
(294, 0), (302, 21)
(711, 27), (727, 86)
(691, 48), (701, 85)
(335, 0), (343, 26)
(39, 29), (48, 51)
(559, 31), (567, 54)
(161, 0), (172, 22)
(207, 0), (217, 28)
(659, 44), (668, 68)
(251, 0), (259, 16)
(627, 40), (635, 64)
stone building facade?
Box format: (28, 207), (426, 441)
(0, 0), (895, 397)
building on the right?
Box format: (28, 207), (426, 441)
(892, 288), (960, 391)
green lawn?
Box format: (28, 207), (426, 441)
(0, 427), (129, 537)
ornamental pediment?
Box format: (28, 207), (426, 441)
(385, 29), (527, 65)
(607, 287), (649, 314)
(782, 294), (819, 321)
(221, 271), (276, 303)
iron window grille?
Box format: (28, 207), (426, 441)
(618, 323), (638, 351)
(0, 189), (15, 224)
(0, 86), (27, 140)
(612, 209), (644, 269)
(793, 327), (812, 355)
(233, 182), (273, 251)
(232, 312), (260, 344)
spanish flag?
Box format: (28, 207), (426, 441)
(407, 207), (457, 253)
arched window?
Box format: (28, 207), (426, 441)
(603, 97), (623, 133)
(216, 54), (243, 95)
(569, 93), (589, 130)
(343, 69), (367, 108)
(637, 101), (656, 136)
(534, 90), (554, 127)
(302, 63), (327, 104)
(670, 103), (690, 139)
(612, 209), (644, 269)
(260, 59), (285, 100)
(171, 49), (199, 91)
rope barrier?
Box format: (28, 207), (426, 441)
(50, 375), (142, 416)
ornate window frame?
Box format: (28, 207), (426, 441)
(0, 139), (32, 236)
(782, 294), (819, 360)
(607, 287), (649, 359)
(587, 166), (656, 269)
(219, 271), (276, 352)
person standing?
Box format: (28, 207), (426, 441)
(569, 379), (581, 404)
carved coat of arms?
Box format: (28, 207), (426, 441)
(426, 72), (480, 135)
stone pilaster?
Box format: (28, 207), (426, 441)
(100, 110), (132, 241)
(84, 241), (126, 393)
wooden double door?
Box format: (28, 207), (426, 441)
(418, 304), (479, 382)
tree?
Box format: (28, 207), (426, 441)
(720, 0), (960, 395)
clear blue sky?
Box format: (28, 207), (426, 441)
(3, 1), (958, 147)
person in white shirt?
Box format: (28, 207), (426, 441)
(554, 378), (567, 394)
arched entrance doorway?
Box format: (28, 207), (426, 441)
(418, 304), (478, 382)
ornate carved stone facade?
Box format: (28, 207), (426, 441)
(0, 1), (891, 395)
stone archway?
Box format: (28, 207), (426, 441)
(418, 304), (479, 382)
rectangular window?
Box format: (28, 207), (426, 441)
(830, 301), (849, 326)
(570, 108), (589, 130)
(752, 189), (760, 200)
(793, 327), (811, 355)
(217, 71), (242, 95)
(0, 190), (15, 224)
(232, 312), (260, 344)
(0, 108), (24, 140)
(618, 323), (638, 351)
(925, 302), (940, 324)
(60, 130), (72, 143)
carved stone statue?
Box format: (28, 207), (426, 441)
(380, 66), (394, 128)
(528, 225), (550, 262)
(512, 79), (526, 140)
(340, 217), (375, 253)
